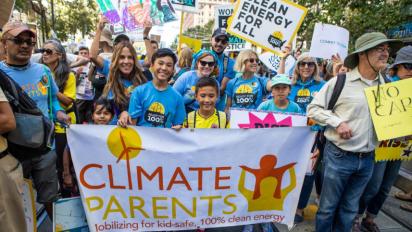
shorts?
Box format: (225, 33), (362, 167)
(21, 150), (59, 203)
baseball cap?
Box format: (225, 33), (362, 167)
(212, 28), (229, 39)
(270, 74), (292, 87)
(100, 28), (113, 47)
(2, 21), (36, 37)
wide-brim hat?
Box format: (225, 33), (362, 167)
(389, 45), (412, 69)
(344, 32), (403, 69)
(99, 28), (113, 47)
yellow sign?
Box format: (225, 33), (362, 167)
(364, 78), (412, 141)
(375, 139), (412, 161)
(179, 35), (202, 53)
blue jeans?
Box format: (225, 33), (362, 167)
(316, 141), (374, 232)
(358, 160), (402, 216)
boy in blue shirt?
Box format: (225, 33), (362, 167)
(258, 74), (302, 114)
(118, 49), (185, 128)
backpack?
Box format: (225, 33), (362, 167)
(0, 69), (55, 160)
(313, 72), (391, 170)
(187, 110), (227, 128)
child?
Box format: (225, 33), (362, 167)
(184, 77), (228, 128)
(61, 98), (114, 197)
(257, 74), (303, 114)
(118, 48), (186, 128)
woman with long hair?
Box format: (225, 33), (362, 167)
(173, 49), (219, 113)
(41, 39), (76, 198)
(100, 42), (147, 120)
(225, 49), (271, 112)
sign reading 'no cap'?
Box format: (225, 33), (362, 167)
(227, 0), (307, 56)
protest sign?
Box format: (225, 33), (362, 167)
(96, 0), (177, 33)
(54, 197), (89, 232)
(309, 23), (349, 59)
(215, 5), (247, 52)
(171, 0), (199, 13)
(229, 109), (307, 128)
(364, 78), (412, 141)
(22, 179), (36, 232)
(227, 0), (307, 56)
(258, 52), (296, 73)
(179, 35), (202, 52)
(68, 125), (315, 231)
(375, 139), (412, 161)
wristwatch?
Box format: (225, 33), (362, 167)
(143, 36), (150, 40)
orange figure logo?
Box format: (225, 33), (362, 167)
(238, 154), (296, 211)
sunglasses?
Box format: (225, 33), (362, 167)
(401, 63), (412, 70)
(199, 60), (215, 67)
(40, 48), (56, 55)
(214, 37), (228, 45)
(7, 37), (36, 46)
(299, 62), (316, 68)
(246, 58), (260, 64)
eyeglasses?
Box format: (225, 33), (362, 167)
(373, 46), (391, 54)
(199, 60), (215, 67)
(214, 37), (228, 45)
(298, 62), (316, 68)
(7, 37), (36, 46)
(40, 48), (56, 55)
(401, 63), (412, 70)
(245, 58), (260, 64)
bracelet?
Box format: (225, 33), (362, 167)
(143, 36), (150, 41)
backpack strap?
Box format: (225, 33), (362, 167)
(187, 111), (196, 128)
(327, 73), (346, 111)
(217, 111), (227, 128)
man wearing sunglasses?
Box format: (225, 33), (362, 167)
(210, 28), (236, 110)
(307, 32), (402, 232)
(0, 21), (71, 219)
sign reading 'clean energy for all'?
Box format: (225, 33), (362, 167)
(227, 0), (307, 56)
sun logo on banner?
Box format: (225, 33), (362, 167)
(238, 154), (296, 211)
(106, 127), (145, 162)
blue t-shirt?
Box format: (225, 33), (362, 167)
(213, 52), (235, 84)
(289, 78), (325, 113)
(257, 100), (303, 114)
(0, 62), (62, 118)
(225, 75), (268, 110)
(128, 81), (186, 128)
(96, 58), (110, 77)
(173, 70), (220, 111)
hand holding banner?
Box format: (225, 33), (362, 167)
(309, 23), (349, 59)
(227, 0), (307, 56)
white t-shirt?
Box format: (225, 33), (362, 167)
(31, 53), (78, 64)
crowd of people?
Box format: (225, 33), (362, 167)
(0, 15), (411, 232)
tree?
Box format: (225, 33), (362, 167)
(295, 0), (410, 50)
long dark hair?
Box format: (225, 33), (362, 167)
(42, 40), (71, 92)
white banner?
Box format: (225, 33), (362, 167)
(68, 125), (315, 231)
(309, 23), (349, 59)
(214, 4), (247, 52)
(258, 52), (296, 73)
(227, 0), (307, 56)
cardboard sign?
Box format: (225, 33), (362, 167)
(22, 179), (36, 232)
(259, 52), (295, 73)
(227, 0), (307, 56)
(375, 139), (412, 161)
(171, 0), (199, 13)
(68, 125), (316, 230)
(54, 197), (89, 232)
(179, 35), (202, 52)
(309, 23), (349, 59)
(0, 0), (14, 28)
(96, 0), (177, 33)
(215, 4), (247, 52)
(364, 78), (412, 141)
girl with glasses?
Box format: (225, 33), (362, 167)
(173, 49), (220, 113)
(40, 40), (77, 198)
(225, 49), (271, 112)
